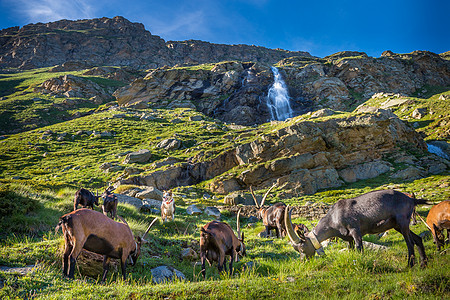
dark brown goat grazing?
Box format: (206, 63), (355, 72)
(250, 185), (286, 238)
(55, 208), (157, 281)
(101, 186), (118, 219)
(426, 200), (450, 250)
(200, 209), (245, 278)
(285, 189), (428, 267)
(74, 188), (99, 211)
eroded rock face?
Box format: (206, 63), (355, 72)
(34, 74), (114, 100)
(116, 110), (437, 196)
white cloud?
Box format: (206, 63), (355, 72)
(7, 0), (95, 23)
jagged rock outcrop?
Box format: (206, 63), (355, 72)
(115, 50), (450, 125)
(0, 16), (311, 70)
(279, 50), (450, 110)
(114, 61), (310, 125)
(115, 110), (444, 196)
(34, 74), (114, 100)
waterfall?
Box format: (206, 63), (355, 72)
(266, 66), (293, 121)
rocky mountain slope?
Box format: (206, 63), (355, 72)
(0, 16), (449, 200)
(0, 16), (310, 70)
(115, 51), (450, 125)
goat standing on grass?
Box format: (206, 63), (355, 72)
(285, 189), (428, 267)
(161, 190), (175, 222)
(250, 185), (286, 238)
(55, 208), (157, 281)
(73, 188), (99, 211)
(101, 186), (118, 219)
(426, 200), (450, 251)
(200, 209), (246, 278)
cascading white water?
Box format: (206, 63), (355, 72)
(266, 66), (293, 121)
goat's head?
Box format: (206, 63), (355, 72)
(129, 217), (158, 265)
(94, 190), (100, 206)
(236, 209), (246, 258)
(250, 184), (276, 219)
(101, 186), (116, 198)
(163, 190), (173, 203)
(284, 206), (316, 258)
(433, 224), (446, 249)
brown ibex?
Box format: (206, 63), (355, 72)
(161, 190), (175, 222)
(74, 188), (99, 211)
(101, 186), (118, 219)
(250, 185), (286, 238)
(285, 189), (428, 267)
(426, 200), (450, 250)
(55, 208), (157, 281)
(200, 209), (246, 278)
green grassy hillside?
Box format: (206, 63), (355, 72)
(0, 66), (449, 299)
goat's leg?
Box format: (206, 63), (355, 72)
(102, 256), (110, 282)
(120, 254), (127, 280)
(410, 231), (427, 267)
(395, 223), (415, 267)
(68, 240), (84, 278)
(276, 221), (283, 238)
(218, 250), (225, 275)
(63, 243), (72, 277)
(265, 225), (271, 238)
(349, 228), (363, 252)
(200, 251), (207, 278)
(348, 239), (355, 250)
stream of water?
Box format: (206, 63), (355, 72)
(266, 67), (293, 121)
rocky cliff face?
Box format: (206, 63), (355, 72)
(115, 51), (450, 125)
(116, 109), (447, 196)
(0, 16), (311, 70)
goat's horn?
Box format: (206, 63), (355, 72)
(117, 215), (128, 226)
(415, 210), (433, 231)
(260, 184), (276, 207)
(236, 208), (242, 240)
(411, 192), (416, 199)
(249, 186), (260, 208)
(141, 217), (158, 241)
(284, 206), (304, 246)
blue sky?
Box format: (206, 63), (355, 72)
(0, 0), (448, 58)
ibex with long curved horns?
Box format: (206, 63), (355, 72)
(55, 208), (157, 281)
(250, 184), (286, 238)
(200, 209), (246, 278)
(284, 189), (428, 267)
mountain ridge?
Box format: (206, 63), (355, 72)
(0, 16), (311, 70)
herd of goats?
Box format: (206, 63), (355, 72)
(55, 185), (450, 282)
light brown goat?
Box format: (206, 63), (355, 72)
(55, 208), (157, 281)
(161, 190), (175, 222)
(426, 200), (450, 250)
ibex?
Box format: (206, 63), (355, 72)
(425, 200), (450, 250)
(74, 188), (99, 211)
(250, 185), (286, 238)
(200, 209), (246, 278)
(285, 189), (428, 267)
(101, 186), (118, 219)
(161, 190), (175, 222)
(55, 208), (157, 281)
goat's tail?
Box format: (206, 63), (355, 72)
(414, 198), (434, 206)
(55, 215), (71, 234)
